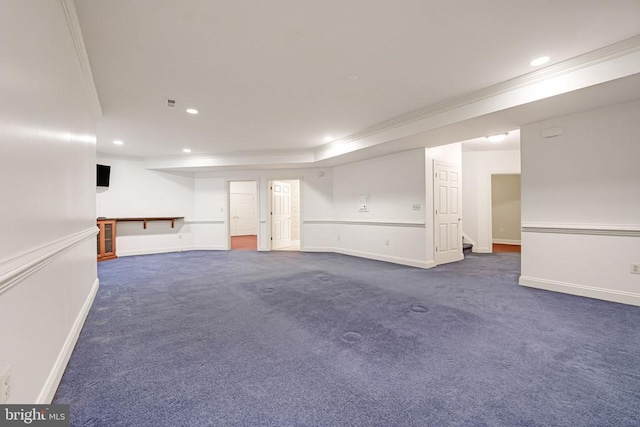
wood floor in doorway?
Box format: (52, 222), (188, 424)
(231, 235), (257, 250)
(493, 243), (521, 253)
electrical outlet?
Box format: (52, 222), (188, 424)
(0, 366), (11, 404)
(631, 263), (640, 275)
(337, 235), (340, 241)
(385, 239), (390, 246)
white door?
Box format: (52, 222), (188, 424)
(230, 193), (256, 236)
(434, 161), (463, 265)
(271, 181), (291, 249)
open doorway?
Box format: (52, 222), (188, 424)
(229, 181), (258, 251)
(270, 180), (300, 251)
(490, 174), (521, 253)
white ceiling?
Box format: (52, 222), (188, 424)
(75, 0), (640, 168)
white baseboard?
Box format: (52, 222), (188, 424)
(472, 246), (492, 253)
(301, 246), (334, 253)
(519, 276), (640, 307)
(117, 246), (226, 257)
(119, 245), (434, 269)
(37, 277), (100, 403)
(188, 246), (227, 251)
(303, 246), (435, 269)
(334, 248), (435, 269)
(492, 239), (521, 245)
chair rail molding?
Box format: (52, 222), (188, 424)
(521, 223), (640, 237)
(304, 219), (426, 228)
(0, 226), (98, 295)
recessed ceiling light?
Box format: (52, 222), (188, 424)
(530, 56), (550, 66)
(113, 140), (124, 145)
(324, 135), (334, 142)
(186, 108), (199, 115)
(487, 133), (508, 143)
(346, 74), (359, 81)
(183, 148), (192, 153)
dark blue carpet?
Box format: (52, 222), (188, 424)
(54, 251), (640, 426)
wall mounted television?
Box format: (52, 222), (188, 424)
(97, 164), (111, 187)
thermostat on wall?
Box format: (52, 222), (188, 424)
(359, 195), (370, 212)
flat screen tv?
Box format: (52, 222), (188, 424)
(97, 164), (111, 187)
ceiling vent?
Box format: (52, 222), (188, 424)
(167, 99), (176, 108)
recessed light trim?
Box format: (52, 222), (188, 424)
(530, 56), (550, 66)
(182, 148), (192, 153)
(487, 133), (508, 143)
(324, 135), (334, 142)
(113, 140), (124, 145)
(186, 108), (199, 115)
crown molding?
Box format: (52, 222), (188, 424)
(97, 151), (145, 161)
(60, 0), (103, 121)
(317, 34), (640, 156)
(142, 149), (315, 170)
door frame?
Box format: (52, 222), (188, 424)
(268, 178), (303, 251)
(227, 180), (260, 251)
(488, 172), (522, 252)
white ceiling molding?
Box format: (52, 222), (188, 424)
(144, 149), (315, 171)
(316, 35), (640, 158)
(60, 0), (103, 120)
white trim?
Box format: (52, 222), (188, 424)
(37, 277), (99, 403)
(473, 247), (493, 254)
(492, 239), (521, 245)
(304, 220), (425, 228)
(519, 276), (640, 307)
(60, 0), (103, 120)
(301, 246), (435, 269)
(521, 223), (640, 237)
(116, 246), (226, 257)
(188, 246), (227, 251)
(335, 248), (435, 269)
(183, 219), (225, 225)
(301, 247), (334, 253)
(0, 227), (98, 295)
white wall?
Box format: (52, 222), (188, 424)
(332, 149), (429, 268)
(520, 100), (640, 306)
(94, 159), (334, 255)
(101, 147), (465, 269)
(462, 150), (521, 252)
(0, 1), (97, 403)
(96, 156), (196, 256)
